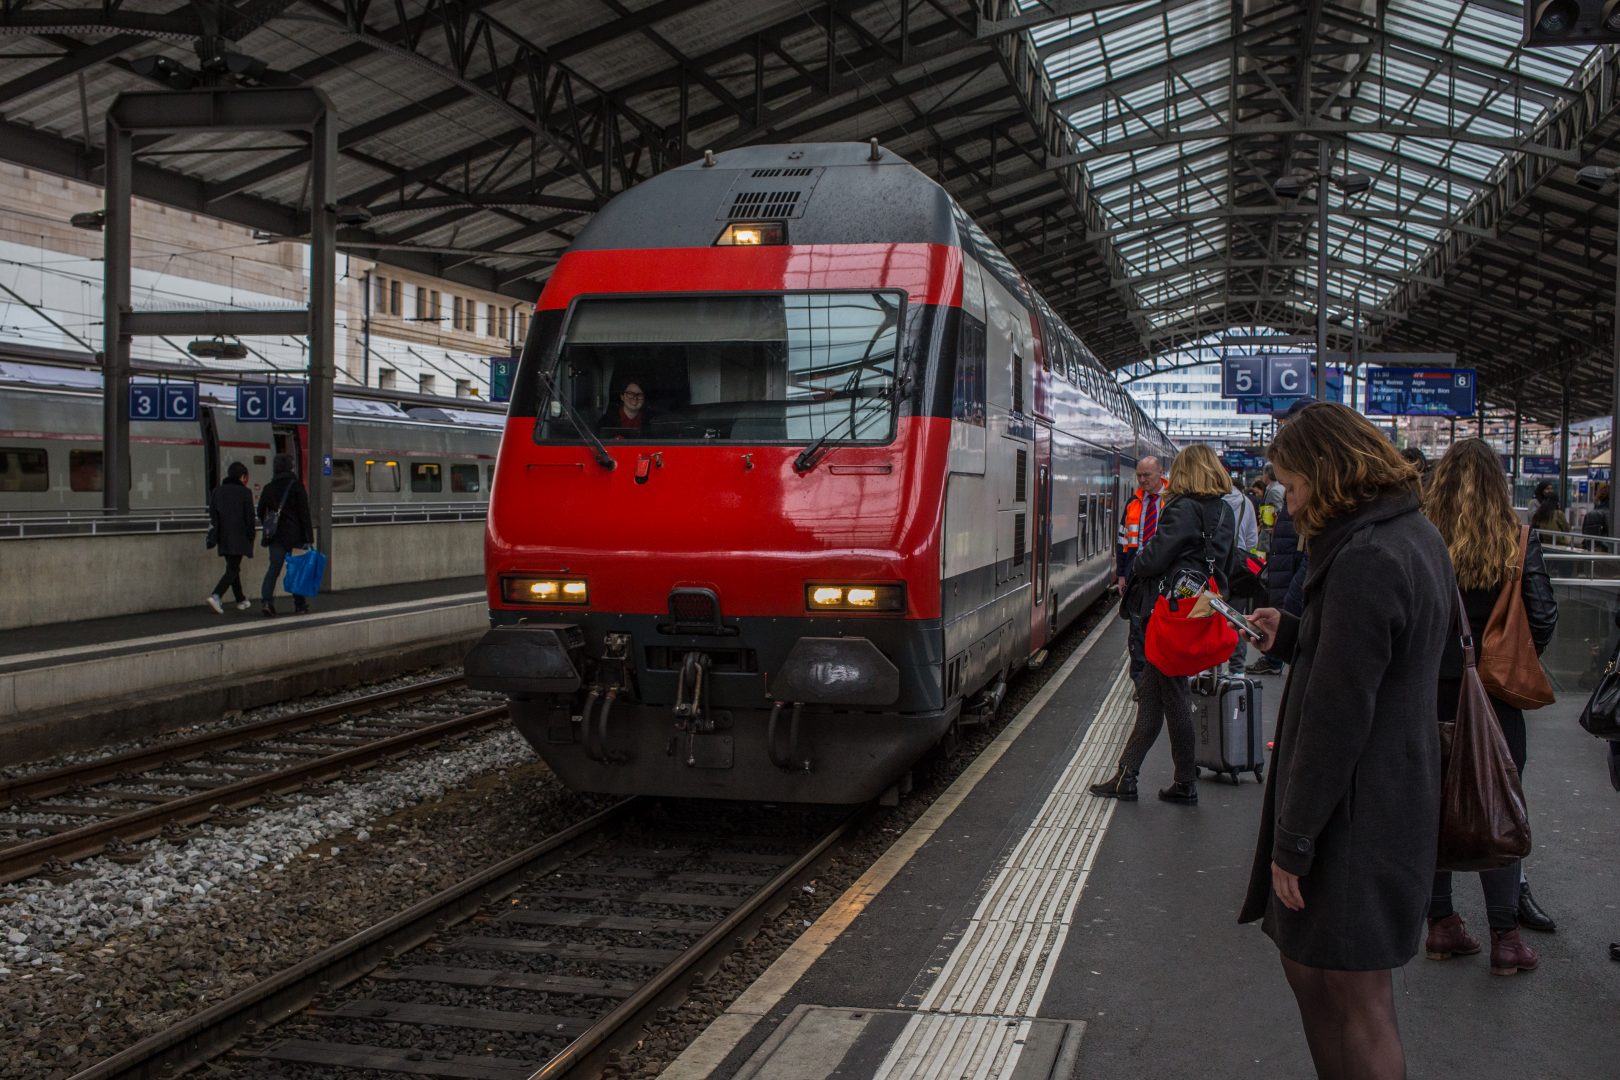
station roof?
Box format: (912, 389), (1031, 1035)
(0, 1), (1616, 422)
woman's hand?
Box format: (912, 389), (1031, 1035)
(1272, 861), (1305, 912)
(1249, 607), (1281, 653)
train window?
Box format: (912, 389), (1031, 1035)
(69, 449), (103, 492)
(485, 464), (494, 491)
(0, 447), (48, 492)
(410, 462), (442, 493)
(451, 464), (480, 493)
(366, 459), (400, 493)
(536, 292), (903, 446)
(330, 459), (355, 493)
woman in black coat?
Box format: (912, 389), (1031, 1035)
(257, 453), (314, 616)
(206, 461), (256, 612)
(1422, 438), (1558, 975)
(1090, 443), (1237, 805)
(1244, 404), (1451, 1079)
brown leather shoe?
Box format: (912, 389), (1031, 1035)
(1490, 928), (1539, 976)
(1425, 914), (1481, 960)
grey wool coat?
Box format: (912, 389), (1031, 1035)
(1238, 489), (1453, 970)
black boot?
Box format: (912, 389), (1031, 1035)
(1518, 880), (1556, 933)
(1158, 780), (1198, 805)
(1089, 766), (1138, 801)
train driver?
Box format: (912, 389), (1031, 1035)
(598, 381), (653, 434)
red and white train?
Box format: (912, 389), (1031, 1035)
(468, 142), (1173, 803)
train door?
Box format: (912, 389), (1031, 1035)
(200, 406), (220, 496)
(271, 425), (304, 481)
(1030, 423), (1053, 651)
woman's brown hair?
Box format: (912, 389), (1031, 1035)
(1423, 438), (1520, 591)
(1267, 402), (1420, 541)
(1167, 442), (1233, 499)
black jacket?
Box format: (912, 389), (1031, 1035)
(1263, 505), (1303, 608)
(1127, 493), (1238, 618)
(1584, 502), (1611, 538)
(1439, 529), (1558, 679)
(207, 480), (256, 558)
(257, 472), (313, 549)
(1240, 489), (1452, 970)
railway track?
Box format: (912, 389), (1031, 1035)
(69, 797), (859, 1080)
(0, 676), (507, 885)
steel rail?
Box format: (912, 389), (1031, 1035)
(66, 799), (640, 1080)
(526, 806), (865, 1080)
(0, 674), (467, 808)
(0, 703), (508, 885)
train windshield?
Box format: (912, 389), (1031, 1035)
(535, 292), (902, 445)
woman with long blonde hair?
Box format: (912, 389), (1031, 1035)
(1421, 437), (1558, 975)
(1090, 443), (1237, 805)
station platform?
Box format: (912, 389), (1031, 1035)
(665, 618), (1620, 1079)
(0, 575), (486, 763)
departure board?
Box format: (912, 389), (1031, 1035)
(1364, 367), (1476, 416)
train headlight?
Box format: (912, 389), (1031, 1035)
(805, 583), (905, 613)
(715, 221), (786, 246)
(502, 576), (589, 605)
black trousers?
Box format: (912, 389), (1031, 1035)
(1118, 663), (1196, 783)
(212, 555), (245, 603)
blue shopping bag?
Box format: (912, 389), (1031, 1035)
(283, 547), (328, 598)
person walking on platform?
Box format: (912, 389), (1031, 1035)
(258, 453), (313, 617)
(1223, 477), (1259, 674)
(1091, 443), (1236, 805)
(1241, 403), (1449, 1080)
(1115, 456), (1168, 686)
(205, 461), (255, 613)
(1530, 480), (1569, 535)
(1421, 438), (1558, 974)
(1583, 482), (1611, 541)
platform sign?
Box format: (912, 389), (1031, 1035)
(1364, 367), (1476, 416)
(161, 383), (198, 421)
(1592, 467), (1612, 482)
(128, 384), (161, 421)
(271, 384), (308, 423)
(1221, 354), (1266, 398)
(489, 356), (517, 403)
(1237, 367), (1344, 414)
(236, 384), (271, 422)
(1221, 448), (1267, 472)
(1265, 353), (1312, 397)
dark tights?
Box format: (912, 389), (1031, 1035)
(1429, 696), (1527, 931)
(1281, 956), (1405, 1080)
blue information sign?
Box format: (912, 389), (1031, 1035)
(1521, 455), (1561, 476)
(1221, 355), (1266, 398)
(1237, 367), (1344, 414)
(128, 384), (161, 422)
(490, 356), (517, 403)
(271, 384), (308, 423)
(1364, 367), (1476, 416)
(236, 384), (271, 422)
(161, 383), (198, 421)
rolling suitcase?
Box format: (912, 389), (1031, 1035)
(1191, 671), (1264, 784)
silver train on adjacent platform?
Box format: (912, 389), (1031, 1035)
(0, 357), (504, 512)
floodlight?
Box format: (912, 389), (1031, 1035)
(1274, 171), (1312, 199)
(69, 210), (104, 231)
(1333, 170), (1373, 195)
(129, 54), (198, 90)
(329, 203), (374, 226)
(187, 338), (249, 360)
(1523, 1), (1620, 45)
(1577, 165), (1618, 190)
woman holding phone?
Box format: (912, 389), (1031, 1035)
(1242, 404), (1452, 1079)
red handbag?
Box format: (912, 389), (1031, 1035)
(1143, 501), (1238, 677)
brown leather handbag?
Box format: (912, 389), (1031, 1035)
(1478, 525), (1556, 710)
(1437, 588), (1533, 872)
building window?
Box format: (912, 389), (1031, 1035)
(365, 459), (400, 492)
(69, 449), (103, 492)
(451, 463), (480, 493)
(416, 287), (432, 322)
(465, 297), (477, 332)
(419, 373), (436, 395)
(373, 276), (388, 312)
(389, 278), (403, 315)
(410, 462), (442, 493)
(429, 290), (440, 324)
(456, 378), (473, 398)
(330, 459), (356, 492)
(377, 367), (397, 389)
(0, 447), (48, 492)
(516, 309), (528, 340)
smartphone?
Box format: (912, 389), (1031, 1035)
(1205, 593), (1264, 642)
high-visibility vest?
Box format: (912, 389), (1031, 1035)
(1116, 479), (1169, 554)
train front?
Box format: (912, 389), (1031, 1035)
(468, 144), (962, 803)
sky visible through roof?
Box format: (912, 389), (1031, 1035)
(1020, 0), (1603, 372)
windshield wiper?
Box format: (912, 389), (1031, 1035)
(536, 369), (616, 470)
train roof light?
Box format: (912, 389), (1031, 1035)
(716, 221), (786, 246)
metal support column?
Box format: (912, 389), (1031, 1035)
(1477, 398), (1485, 438)
(361, 270), (373, 388)
(1315, 140), (1329, 402)
(1560, 382), (1572, 509)
(101, 117), (132, 513)
(309, 108), (337, 554)
(1613, 179), (1620, 470)
(1512, 403), (1522, 502)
